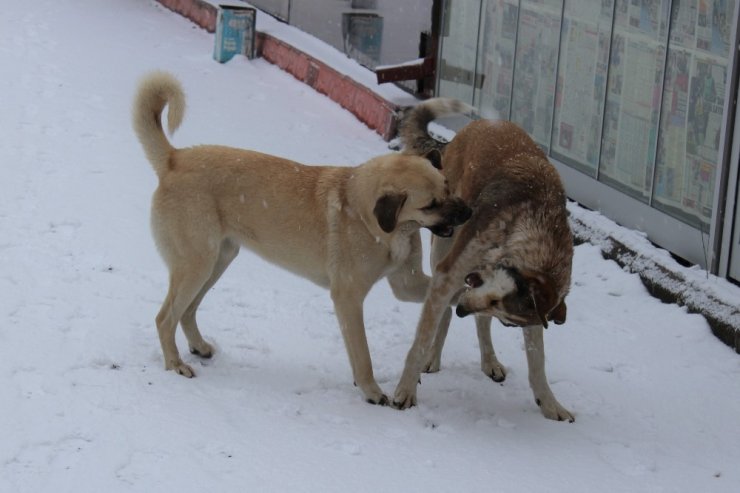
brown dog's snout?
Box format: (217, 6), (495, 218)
(456, 304), (472, 318)
(428, 198), (472, 237)
(442, 198), (472, 226)
(456, 205), (472, 224)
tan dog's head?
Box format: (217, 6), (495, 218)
(455, 264), (567, 328)
(372, 151), (472, 237)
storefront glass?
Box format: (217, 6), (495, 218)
(551, 0), (613, 174)
(509, 0), (562, 151)
(599, 0), (670, 201)
(653, 0), (735, 228)
(473, 0), (519, 120)
(438, 0), (482, 104)
(438, 0), (737, 232)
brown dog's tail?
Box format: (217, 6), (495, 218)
(398, 98), (472, 155)
(132, 71), (186, 178)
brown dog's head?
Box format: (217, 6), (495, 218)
(455, 264), (567, 328)
(372, 152), (471, 237)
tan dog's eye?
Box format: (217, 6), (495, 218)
(490, 299), (499, 307)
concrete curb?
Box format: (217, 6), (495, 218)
(570, 214), (740, 354)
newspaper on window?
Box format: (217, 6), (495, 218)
(510, 0), (562, 150)
(475, 0), (519, 120)
(550, 0), (614, 171)
(654, 0), (734, 226)
(598, 0), (670, 199)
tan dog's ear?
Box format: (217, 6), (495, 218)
(424, 149), (443, 170)
(373, 193), (408, 233)
(549, 299), (567, 325)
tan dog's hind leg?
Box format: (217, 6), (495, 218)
(156, 257), (217, 378)
(331, 289), (388, 405)
(475, 316), (507, 382)
(180, 239), (239, 358)
(522, 325), (574, 422)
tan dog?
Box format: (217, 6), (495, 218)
(392, 99), (574, 421)
(132, 72), (471, 405)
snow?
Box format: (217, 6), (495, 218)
(1, 1), (739, 492)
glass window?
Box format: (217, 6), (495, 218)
(438, 0), (484, 104)
(474, 0), (520, 119)
(731, 180), (740, 280)
(598, 0), (671, 200)
(436, 0), (737, 232)
(510, 0), (563, 150)
(653, 0), (735, 228)
(550, 0), (614, 174)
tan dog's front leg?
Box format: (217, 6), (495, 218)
(331, 289), (388, 405)
(393, 272), (455, 409)
(522, 325), (574, 422)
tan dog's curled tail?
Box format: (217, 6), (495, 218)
(132, 71), (186, 178)
(399, 98), (473, 156)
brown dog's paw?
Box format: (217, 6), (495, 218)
(482, 361), (507, 383)
(536, 397), (574, 423)
(423, 359), (441, 374)
(391, 389), (417, 410)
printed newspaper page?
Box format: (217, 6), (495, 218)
(510, 0), (562, 150)
(599, 0), (670, 199)
(551, 0), (613, 172)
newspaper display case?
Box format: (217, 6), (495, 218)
(437, 0), (740, 281)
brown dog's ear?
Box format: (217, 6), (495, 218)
(523, 272), (558, 329)
(549, 299), (567, 325)
(373, 193), (408, 233)
(424, 149), (443, 170)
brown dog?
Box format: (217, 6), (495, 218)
(132, 72), (471, 404)
(392, 99), (574, 421)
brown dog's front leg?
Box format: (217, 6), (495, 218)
(392, 273), (455, 409)
(522, 325), (574, 422)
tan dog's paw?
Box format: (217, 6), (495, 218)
(166, 360), (196, 378)
(366, 394), (390, 406)
(536, 397), (574, 422)
(356, 380), (389, 406)
(482, 360), (506, 382)
(189, 341), (214, 359)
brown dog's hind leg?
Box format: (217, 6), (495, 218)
(180, 239), (239, 359)
(423, 306), (451, 373)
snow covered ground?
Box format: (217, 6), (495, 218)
(1, 1), (739, 491)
